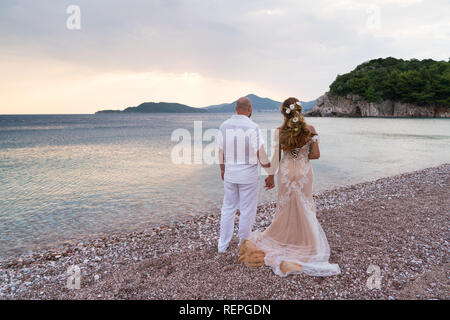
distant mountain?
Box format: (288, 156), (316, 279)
(96, 102), (207, 114)
(95, 94), (317, 114)
(300, 100), (316, 111)
(203, 94), (316, 113)
(204, 94), (280, 112)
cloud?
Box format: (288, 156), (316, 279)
(0, 55), (282, 114)
(0, 0), (449, 113)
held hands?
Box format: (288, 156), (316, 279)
(264, 175), (275, 190)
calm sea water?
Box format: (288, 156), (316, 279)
(0, 113), (449, 258)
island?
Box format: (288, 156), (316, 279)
(305, 57), (450, 118)
(96, 102), (208, 114)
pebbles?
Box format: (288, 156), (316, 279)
(0, 164), (448, 300)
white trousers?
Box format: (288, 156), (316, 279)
(218, 180), (260, 252)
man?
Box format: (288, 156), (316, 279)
(217, 97), (270, 253)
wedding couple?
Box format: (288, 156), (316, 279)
(217, 96), (341, 277)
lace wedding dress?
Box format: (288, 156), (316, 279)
(238, 134), (341, 277)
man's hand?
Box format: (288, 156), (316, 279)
(264, 175), (275, 190)
(219, 149), (225, 181)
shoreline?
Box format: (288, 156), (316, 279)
(1, 164), (448, 299)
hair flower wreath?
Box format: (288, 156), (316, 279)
(285, 101), (302, 114)
(292, 117), (299, 123)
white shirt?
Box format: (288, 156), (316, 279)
(218, 115), (265, 184)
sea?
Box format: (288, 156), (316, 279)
(0, 113), (449, 258)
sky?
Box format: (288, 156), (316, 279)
(0, 0), (449, 114)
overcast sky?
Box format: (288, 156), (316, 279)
(0, 0), (449, 114)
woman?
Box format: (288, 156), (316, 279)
(238, 97), (341, 277)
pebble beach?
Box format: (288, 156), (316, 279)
(0, 164), (448, 300)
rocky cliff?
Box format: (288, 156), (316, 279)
(305, 93), (450, 118)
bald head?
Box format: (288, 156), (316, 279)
(235, 97), (252, 116)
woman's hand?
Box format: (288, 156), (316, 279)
(265, 175), (275, 190)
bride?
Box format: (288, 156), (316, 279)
(238, 97), (341, 277)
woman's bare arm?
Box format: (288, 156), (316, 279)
(264, 129), (281, 189)
(308, 125), (320, 160)
(267, 128), (281, 175)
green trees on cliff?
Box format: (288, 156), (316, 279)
(329, 57), (450, 106)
